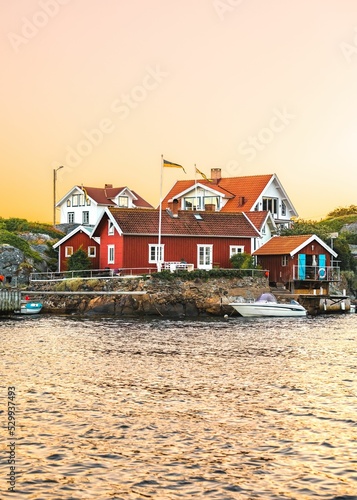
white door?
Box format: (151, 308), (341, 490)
(197, 245), (213, 270)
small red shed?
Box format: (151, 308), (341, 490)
(253, 234), (339, 292)
(53, 226), (100, 271)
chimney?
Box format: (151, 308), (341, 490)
(168, 198), (179, 217)
(210, 168), (221, 184)
(238, 196), (246, 207)
(105, 184), (113, 189)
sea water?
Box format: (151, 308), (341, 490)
(0, 314), (356, 499)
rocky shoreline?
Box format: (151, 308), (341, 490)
(27, 275), (270, 317)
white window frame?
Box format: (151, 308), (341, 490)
(108, 220), (114, 235)
(68, 212), (74, 224)
(197, 244), (213, 270)
(281, 201), (286, 216)
(88, 246), (96, 258)
(282, 255), (288, 266)
(149, 244), (164, 263)
(118, 196), (129, 208)
(229, 245), (244, 258)
(108, 245), (115, 264)
(82, 211), (89, 224)
(65, 246), (73, 257)
(72, 194), (80, 207)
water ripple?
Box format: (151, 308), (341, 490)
(0, 314), (356, 498)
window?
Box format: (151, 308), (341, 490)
(108, 245), (115, 264)
(282, 255), (288, 266)
(82, 211), (89, 224)
(66, 199), (71, 207)
(86, 198), (91, 206)
(262, 197), (278, 216)
(183, 195), (220, 211)
(68, 212), (74, 223)
(72, 194), (80, 207)
(229, 246), (244, 258)
(149, 244), (164, 263)
(65, 246), (73, 257)
(183, 197), (201, 210)
(281, 201), (286, 216)
(118, 196), (129, 207)
(88, 246), (96, 258)
(108, 220), (114, 235)
(197, 244), (213, 270)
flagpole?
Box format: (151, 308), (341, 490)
(158, 154), (164, 271)
(194, 164), (198, 211)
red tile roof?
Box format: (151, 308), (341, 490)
(253, 235), (314, 255)
(107, 208), (260, 237)
(82, 186), (153, 208)
(161, 174), (274, 212)
(245, 211), (270, 231)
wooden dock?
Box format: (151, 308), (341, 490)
(274, 291), (352, 315)
(0, 290), (21, 314)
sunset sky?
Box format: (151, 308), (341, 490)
(1, 0), (357, 223)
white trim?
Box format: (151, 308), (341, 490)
(53, 225), (94, 249)
(65, 246), (73, 257)
(92, 207), (123, 237)
(197, 244), (213, 270)
(108, 244), (115, 264)
(290, 235), (338, 258)
(88, 246), (96, 257)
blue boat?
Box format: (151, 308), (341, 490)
(16, 300), (43, 315)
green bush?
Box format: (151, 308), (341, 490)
(149, 268), (261, 281)
(230, 252), (255, 269)
(67, 248), (92, 272)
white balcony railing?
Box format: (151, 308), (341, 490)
(293, 265), (340, 281)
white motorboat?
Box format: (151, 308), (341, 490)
(229, 293), (307, 317)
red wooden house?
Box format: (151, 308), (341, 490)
(253, 235), (339, 294)
(88, 207), (261, 272)
(53, 226), (100, 271)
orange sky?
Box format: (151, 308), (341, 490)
(1, 0), (357, 223)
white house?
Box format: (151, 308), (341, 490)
(56, 184), (153, 226)
(162, 169), (298, 231)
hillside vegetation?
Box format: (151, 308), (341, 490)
(0, 217), (64, 269)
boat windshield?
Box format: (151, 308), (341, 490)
(256, 293), (277, 303)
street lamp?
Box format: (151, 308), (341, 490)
(53, 166), (64, 226)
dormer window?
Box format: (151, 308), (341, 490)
(183, 195), (220, 211)
(118, 196), (129, 208)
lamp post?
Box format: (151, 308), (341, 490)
(53, 166), (64, 226)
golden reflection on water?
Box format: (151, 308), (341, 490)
(0, 315), (357, 498)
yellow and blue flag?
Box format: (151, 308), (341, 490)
(195, 166), (212, 182)
(163, 159), (186, 174)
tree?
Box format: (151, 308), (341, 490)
(67, 248), (92, 271)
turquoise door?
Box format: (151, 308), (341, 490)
(298, 254), (306, 279)
(318, 254), (326, 280)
